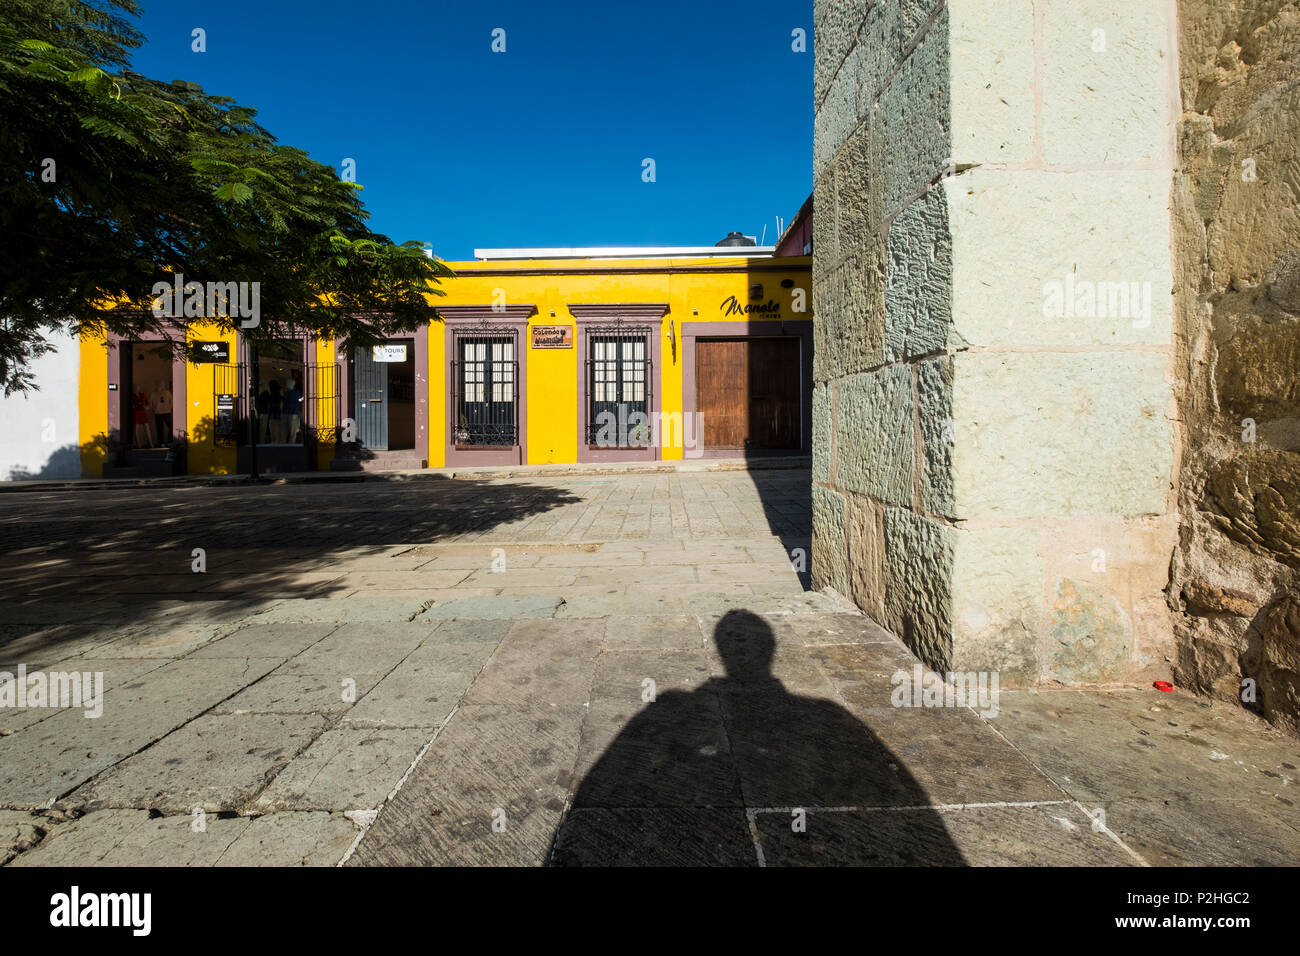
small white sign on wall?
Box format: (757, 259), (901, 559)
(372, 344), (407, 363)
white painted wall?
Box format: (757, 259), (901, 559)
(0, 330), (82, 480)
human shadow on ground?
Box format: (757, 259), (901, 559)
(549, 609), (966, 866)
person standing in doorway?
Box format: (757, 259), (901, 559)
(282, 373), (303, 445)
(151, 380), (173, 445)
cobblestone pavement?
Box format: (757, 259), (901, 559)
(0, 471), (1296, 866)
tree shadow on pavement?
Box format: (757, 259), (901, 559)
(0, 476), (583, 663)
(549, 609), (966, 866)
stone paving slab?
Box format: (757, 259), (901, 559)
(67, 712), (332, 813)
(251, 727), (431, 812)
(0, 657), (284, 808)
(8, 808), (358, 867)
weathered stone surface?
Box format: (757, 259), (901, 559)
(68, 713), (331, 813)
(1215, 314), (1300, 423)
(951, 350), (1174, 520)
(844, 491), (886, 620)
(949, 0), (1035, 166)
(814, 249), (887, 382)
(836, 364), (915, 505)
(947, 169), (1174, 349)
(878, 8), (951, 217)
(253, 727), (431, 812)
(989, 687), (1300, 862)
(885, 188), (951, 363)
(1203, 450), (1300, 568)
(951, 526), (1042, 685)
(812, 385), (831, 483)
(917, 356), (954, 516)
(0, 810), (43, 864)
(1048, 579), (1130, 685)
(882, 508), (954, 670)
(0, 656), (283, 808)
(811, 484), (848, 597)
(1246, 597), (1300, 734)
(1181, 578), (1263, 618)
(1041, 0), (1174, 166)
(215, 811), (357, 866)
(1172, 0), (1300, 734)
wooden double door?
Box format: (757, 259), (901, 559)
(696, 337), (801, 451)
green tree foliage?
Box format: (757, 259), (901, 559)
(0, 0), (453, 393)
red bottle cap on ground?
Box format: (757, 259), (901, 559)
(1153, 680), (1173, 692)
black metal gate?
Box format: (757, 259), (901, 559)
(212, 362), (247, 446)
(353, 347), (389, 449)
(304, 362), (340, 445)
(585, 324), (652, 446)
(451, 325), (519, 447)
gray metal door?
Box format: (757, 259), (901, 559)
(354, 348), (388, 450)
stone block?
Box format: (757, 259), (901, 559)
(917, 356), (955, 516)
(885, 188), (952, 362)
(882, 507), (954, 669)
(879, 13), (952, 217)
(844, 491), (886, 620)
(950, 350), (1174, 520)
(949, 0), (1036, 165)
(812, 384), (832, 482)
(950, 525), (1043, 684)
(811, 484), (848, 596)
(946, 169), (1174, 349)
(836, 364), (915, 506)
(1041, 0), (1174, 166)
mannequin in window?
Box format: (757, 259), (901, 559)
(282, 373), (303, 445)
(132, 389), (153, 447)
(151, 379), (173, 445)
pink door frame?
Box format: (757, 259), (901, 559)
(680, 319), (813, 459)
(570, 303), (668, 464)
(337, 327), (429, 462)
(440, 305), (536, 467)
(105, 321), (188, 442)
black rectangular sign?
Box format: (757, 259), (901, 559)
(191, 340), (230, 364)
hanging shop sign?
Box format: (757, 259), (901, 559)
(531, 325), (573, 349)
(372, 344), (408, 363)
(191, 341), (230, 363)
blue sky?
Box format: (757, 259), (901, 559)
(125, 0), (813, 261)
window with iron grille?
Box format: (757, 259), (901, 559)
(453, 329), (518, 447)
(586, 328), (651, 446)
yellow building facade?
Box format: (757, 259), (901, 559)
(77, 253), (812, 477)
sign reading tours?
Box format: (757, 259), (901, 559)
(372, 344), (408, 363)
(531, 325), (573, 348)
(190, 340), (230, 364)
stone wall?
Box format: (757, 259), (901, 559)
(812, 1), (1182, 687)
(1170, 0), (1300, 733)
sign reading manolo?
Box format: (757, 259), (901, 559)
(719, 295), (782, 318)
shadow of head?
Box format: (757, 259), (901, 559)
(713, 608), (775, 683)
